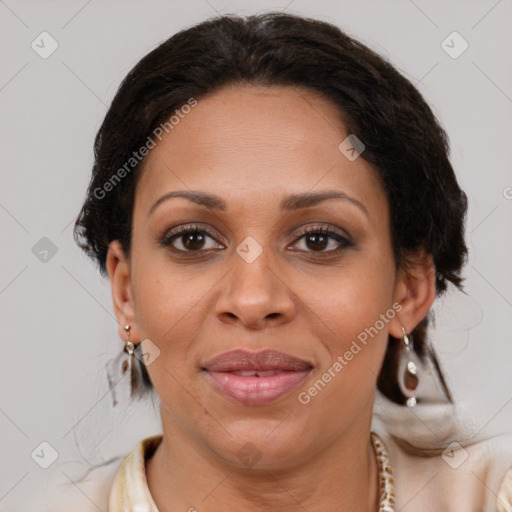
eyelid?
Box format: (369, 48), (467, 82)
(158, 223), (226, 248)
(291, 223), (352, 242)
(159, 221), (353, 255)
(287, 224), (353, 255)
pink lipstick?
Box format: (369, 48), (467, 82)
(202, 349), (313, 406)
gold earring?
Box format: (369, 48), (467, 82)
(123, 324), (134, 372)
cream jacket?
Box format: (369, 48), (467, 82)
(49, 391), (512, 511)
(104, 433), (512, 511)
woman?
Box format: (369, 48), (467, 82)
(71, 12), (512, 511)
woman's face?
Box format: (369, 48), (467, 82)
(108, 84), (431, 469)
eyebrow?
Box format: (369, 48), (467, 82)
(148, 189), (369, 218)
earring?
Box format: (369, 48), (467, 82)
(396, 325), (453, 408)
(374, 325), (460, 454)
(106, 324), (145, 406)
(123, 324), (135, 384)
(397, 326), (422, 407)
(123, 324), (146, 400)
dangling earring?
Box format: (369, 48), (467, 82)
(396, 325), (453, 408)
(375, 325), (460, 454)
(123, 325), (136, 393)
(123, 324), (146, 399)
(397, 326), (422, 407)
(106, 324), (144, 406)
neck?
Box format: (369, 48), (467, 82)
(146, 406), (380, 512)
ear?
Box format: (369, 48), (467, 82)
(388, 248), (436, 338)
(106, 240), (139, 342)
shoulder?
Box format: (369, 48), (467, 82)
(376, 429), (512, 512)
(46, 457), (120, 511)
(497, 467), (512, 512)
(46, 435), (163, 511)
(108, 434), (162, 511)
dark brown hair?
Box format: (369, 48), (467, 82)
(74, 12), (468, 405)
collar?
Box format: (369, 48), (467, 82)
(108, 434), (162, 512)
(108, 432), (395, 511)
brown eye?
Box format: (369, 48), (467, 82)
(180, 231), (206, 251)
(304, 232), (329, 251)
(291, 226), (353, 255)
(159, 224), (224, 253)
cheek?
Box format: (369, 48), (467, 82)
(299, 285), (392, 429)
(131, 273), (199, 409)
(298, 256), (395, 401)
(297, 255), (395, 345)
(317, 287), (391, 382)
(130, 253), (198, 371)
(130, 248), (230, 392)
(131, 239), (203, 335)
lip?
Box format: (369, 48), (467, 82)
(202, 349), (313, 372)
(202, 349), (313, 406)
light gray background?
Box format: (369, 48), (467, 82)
(1, 0), (511, 510)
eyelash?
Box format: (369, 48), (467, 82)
(158, 223), (353, 257)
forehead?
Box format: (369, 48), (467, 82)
(135, 84), (386, 220)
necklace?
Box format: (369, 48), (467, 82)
(370, 432), (396, 511)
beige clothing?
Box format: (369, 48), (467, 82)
(104, 432), (512, 511)
(49, 390), (512, 511)
(48, 430), (512, 511)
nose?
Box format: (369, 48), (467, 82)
(215, 243), (296, 330)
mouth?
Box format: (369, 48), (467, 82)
(202, 349), (313, 406)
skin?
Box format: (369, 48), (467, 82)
(106, 84), (436, 511)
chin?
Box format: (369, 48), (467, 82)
(208, 417), (316, 470)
